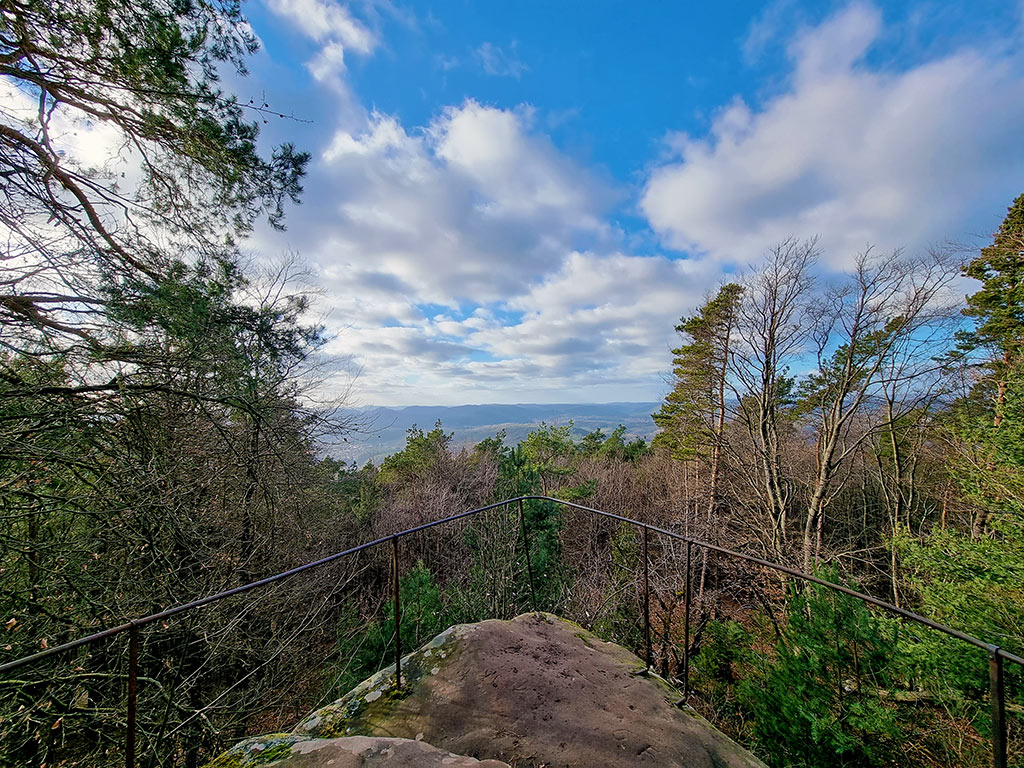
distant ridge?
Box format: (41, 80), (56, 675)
(324, 402), (659, 465)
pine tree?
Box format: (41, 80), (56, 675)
(962, 193), (1024, 427)
(654, 283), (742, 554)
(653, 284), (742, 462)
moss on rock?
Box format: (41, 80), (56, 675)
(293, 622), (471, 738)
(207, 734), (297, 768)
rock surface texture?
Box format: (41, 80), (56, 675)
(209, 613), (766, 768)
(212, 735), (509, 767)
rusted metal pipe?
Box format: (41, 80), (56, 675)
(126, 624), (139, 768)
(7, 495), (1023, 675)
(391, 535), (402, 690)
(990, 647), (1006, 768)
(519, 499), (538, 612)
(683, 539), (692, 699)
(643, 525), (651, 670)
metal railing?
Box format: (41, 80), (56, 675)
(1, 495), (1020, 768)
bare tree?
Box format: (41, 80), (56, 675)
(728, 238), (819, 562)
(797, 249), (960, 572)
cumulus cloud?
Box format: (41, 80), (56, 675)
(477, 252), (718, 377)
(306, 100), (612, 306)
(262, 1), (1024, 406)
(266, 0), (373, 48)
(257, 99), (654, 404)
(432, 102), (603, 225)
(641, 2), (1024, 268)
(265, 0), (375, 83)
(317, 251), (720, 405)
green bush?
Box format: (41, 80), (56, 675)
(693, 574), (916, 767)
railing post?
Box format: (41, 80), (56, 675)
(683, 539), (692, 699)
(990, 647), (1007, 768)
(391, 535), (402, 690)
(518, 499), (538, 613)
(126, 623), (139, 768)
(643, 525), (651, 670)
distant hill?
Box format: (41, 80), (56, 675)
(323, 402), (660, 465)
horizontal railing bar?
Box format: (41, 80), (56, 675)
(0, 501), (509, 675)
(516, 495), (1024, 667)
(391, 497), (514, 537)
(3, 495), (1021, 675)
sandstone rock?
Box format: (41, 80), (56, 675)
(209, 735), (508, 767)
(210, 613), (766, 768)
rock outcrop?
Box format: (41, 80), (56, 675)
(211, 735), (509, 767)
(209, 613), (766, 768)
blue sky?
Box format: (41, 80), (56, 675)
(238, 0), (1024, 406)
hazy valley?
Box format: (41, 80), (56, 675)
(327, 402), (659, 465)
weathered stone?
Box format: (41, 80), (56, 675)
(210, 613), (766, 768)
(209, 735), (508, 767)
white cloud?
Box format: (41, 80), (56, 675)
(308, 41), (349, 82)
(264, 0), (375, 83)
(432, 102), (603, 224)
(266, 0), (373, 49)
(789, 2), (880, 81)
(475, 42), (527, 79)
(313, 249), (720, 406)
(479, 252), (718, 377)
(742, 0), (797, 64)
(258, 1), (1024, 407)
(641, 2), (1024, 269)
(258, 100), (658, 404)
(303, 101), (612, 306)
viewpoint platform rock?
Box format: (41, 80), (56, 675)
(209, 612), (765, 768)
(210, 735), (508, 767)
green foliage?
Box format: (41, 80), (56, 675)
(946, 363), (1024, 515)
(690, 619), (757, 739)
(577, 428), (607, 456)
(395, 561), (449, 648)
(795, 333), (890, 418)
(689, 578), (915, 767)
(0, 4), (321, 764)
(653, 283), (742, 460)
(319, 457), (381, 524)
(737, 580), (906, 767)
(578, 425), (649, 462)
(961, 193), (1024, 363)
(488, 444), (565, 610)
(897, 198), (1024, 709)
(519, 422), (577, 492)
(473, 430), (511, 463)
(697, 619), (754, 684)
(897, 516), (1024, 689)
(330, 561), (451, 698)
(378, 422), (454, 485)
(590, 524), (644, 651)
(521, 421), (576, 462)
(555, 478), (599, 501)
(2, 0), (310, 363)
(521, 497), (564, 609)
